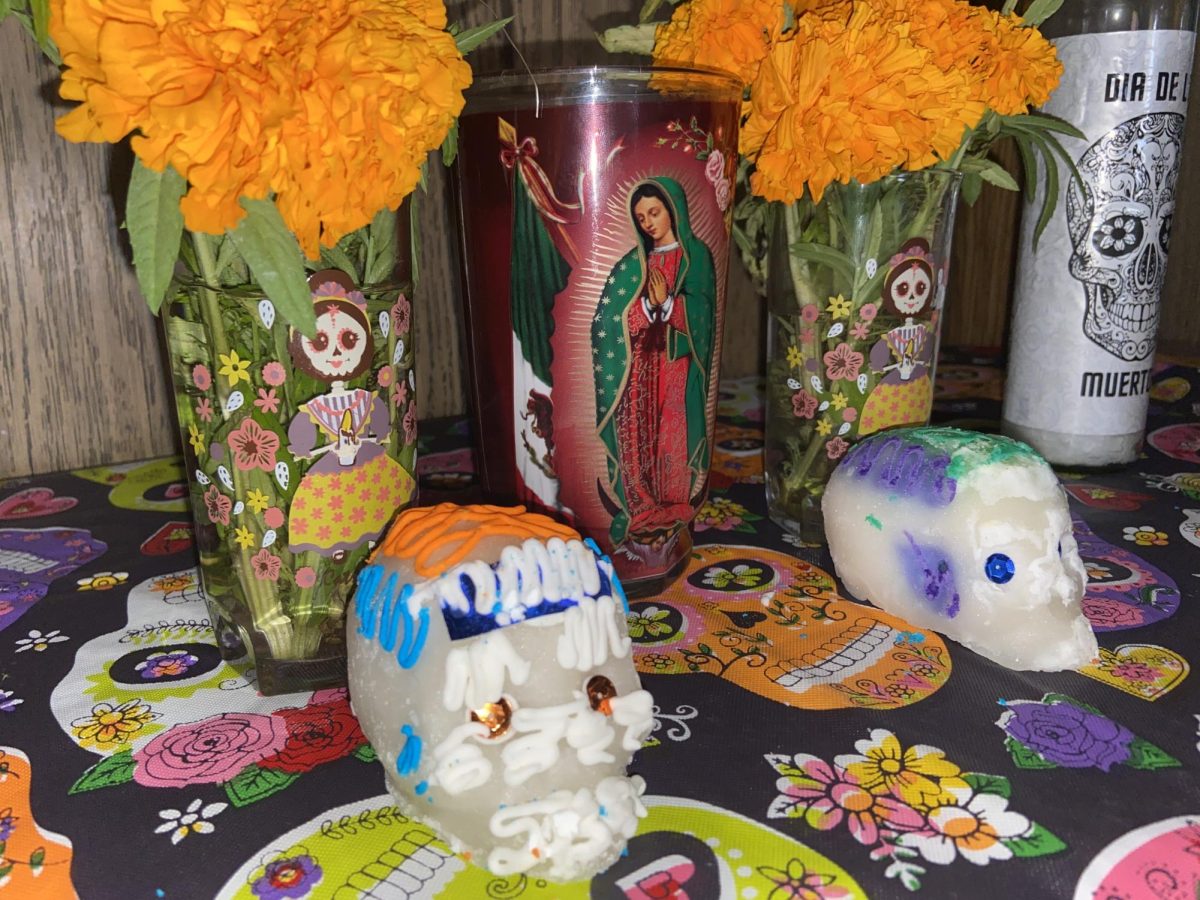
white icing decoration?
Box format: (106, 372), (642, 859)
(609, 689), (655, 751)
(556, 595), (631, 672)
(428, 721), (493, 796)
(443, 631), (531, 712)
(487, 776), (646, 880)
(501, 698), (615, 786)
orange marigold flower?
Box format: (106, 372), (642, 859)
(50, 0), (472, 257)
(978, 12), (1063, 114)
(743, 0), (984, 202)
(652, 0), (788, 87)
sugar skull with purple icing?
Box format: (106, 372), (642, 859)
(825, 427), (1098, 671)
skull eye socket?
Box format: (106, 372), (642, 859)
(985, 553), (1016, 585)
(1092, 215), (1145, 257)
(339, 328), (360, 351)
(1159, 214), (1173, 253)
(470, 697), (514, 739)
(586, 675), (618, 715)
(309, 331), (330, 353)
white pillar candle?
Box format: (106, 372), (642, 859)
(347, 504), (653, 882)
(824, 428), (1099, 671)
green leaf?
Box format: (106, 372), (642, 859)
(1020, 0), (1064, 28)
(1041, 693), (1103, 715)
(1125, 737), (1181, 770)
(366, 206), (399, 284)
(224, 764), (299, 808)
(962, 172), (983, 205)
(973, 158), (1020, 192)
(29, 846), (45, 873)
(1003, 822), (1067, 858)
(697, 642), (713, 655)
(227, 197), (316, 336)
(353, 743), (378, 763)
(597, 23), (658, 54)
(126, 160), (186, 313)
(1028, 133), (1059, 250)
(962, 772), (1012, 798)
(0, 0), (13, 23)
(409, 190), (422, 289)
(1011, 132), (1039, 198)
(788, 240), (857, 288)
(69, 750), (136, 794)
(455, 17), (512, 54)
(1004, 736), (1058, 770)
(319, 244), (361, 283)
(441, 120), (459, 167)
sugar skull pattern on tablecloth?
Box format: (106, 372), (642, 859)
(0, 747), (77, 897)
(1074, 815), (1200, 900)
(629, 544), (951, 709)
(1072, 516), (1180, 631)
(214, 794), (867, 899)
(48, 569), (373, 805)
(0, 526), (107, 633)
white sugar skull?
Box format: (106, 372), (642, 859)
(347, 505), (654, 882)
(825, 428), (1099, 671)
(1067, 113), (1185, 362)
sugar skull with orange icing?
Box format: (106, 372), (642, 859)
(347, 504), (654, 882)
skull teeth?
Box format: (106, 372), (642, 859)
(1105, 298), (1160, 337)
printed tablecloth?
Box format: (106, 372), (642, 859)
(3, 349), (1200, 899)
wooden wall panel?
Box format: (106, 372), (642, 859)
(3, 6), (1199, 478)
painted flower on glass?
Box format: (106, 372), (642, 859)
(837, 729), (967, 810)
(826, 437), (849, 460)
(627, 606), (674, 639)
(234, 526), (257, 550)
(787, 345), (804, 368)
(792, 390), (819, 419)
(823, 343), (864, 382)
(196, 397), (214, 422)
(229, 419), (281, 471)
(254, 388), (281, 414)
(136, 650), (201, 680)
(246, 489), (271, 514)
(200, 489), (230, 528)
(192, 364), (212, 391)
(251, 549), (283, 582)
(264, 507), (286, 530)
(392, 295), (412, 334)
(76, 571), (128, 591)
(262, 362), (287, 386)
(858, 303), (878, 322)
(251, 854), (324, 899)
(154, 798), (228, 845)
(71, 699), (159, 746)
(815, 419), (833, 437)
(1123, 525), (1168, 546)
(758, 858), (854, 900)
(850, 321), (870, 340)
(259, 700), (365, 773)
(825, 295), (852, 319)
(14, 629), (69, 653)
(218, 350), (252, 387)
(402, 404), (418, 444)
(897, 784), (1030, 866)
(801, 303), (820, 324)
(133, 712), (287, 787)
(188, 423), (206, 456)
(295, 567), (317, 589)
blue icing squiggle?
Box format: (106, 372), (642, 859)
(352, 565), (429, 669)
(844, 434), (956, 506)
(353, 564), (385, 638)
(397, 724), (422, 777)
(900, 531), (960, 618)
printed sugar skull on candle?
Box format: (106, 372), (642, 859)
(347, 504), (654, 882)
(824, 427), (1099, 671)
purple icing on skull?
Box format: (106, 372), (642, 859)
(842, 435), (956, 506)
(1000, 700), (1134, 771)
(900, 532), (959, 618)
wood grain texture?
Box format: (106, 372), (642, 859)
(3, 6), (1199, 477)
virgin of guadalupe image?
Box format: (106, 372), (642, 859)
(593, 177), (717, 549)
(286, 278), (414, 558)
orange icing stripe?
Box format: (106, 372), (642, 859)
(381, 503), (579, 578)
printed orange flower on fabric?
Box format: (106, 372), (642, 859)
(49, 0), (472, 257)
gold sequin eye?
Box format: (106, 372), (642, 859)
(586, 675), (617, 715)
(470, 697), (514, 738)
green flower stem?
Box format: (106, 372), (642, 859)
(191, 232), (232, 363)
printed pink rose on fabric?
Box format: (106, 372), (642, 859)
(133, 713), (287, 787)
(824, 343), (864, 382)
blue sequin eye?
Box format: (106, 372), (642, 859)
(985, 553), (1015, 584)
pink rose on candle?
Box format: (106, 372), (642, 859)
(704, 149), (725, 184)
(714, 178), (731, 211)
(133, 713), (286, 787)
